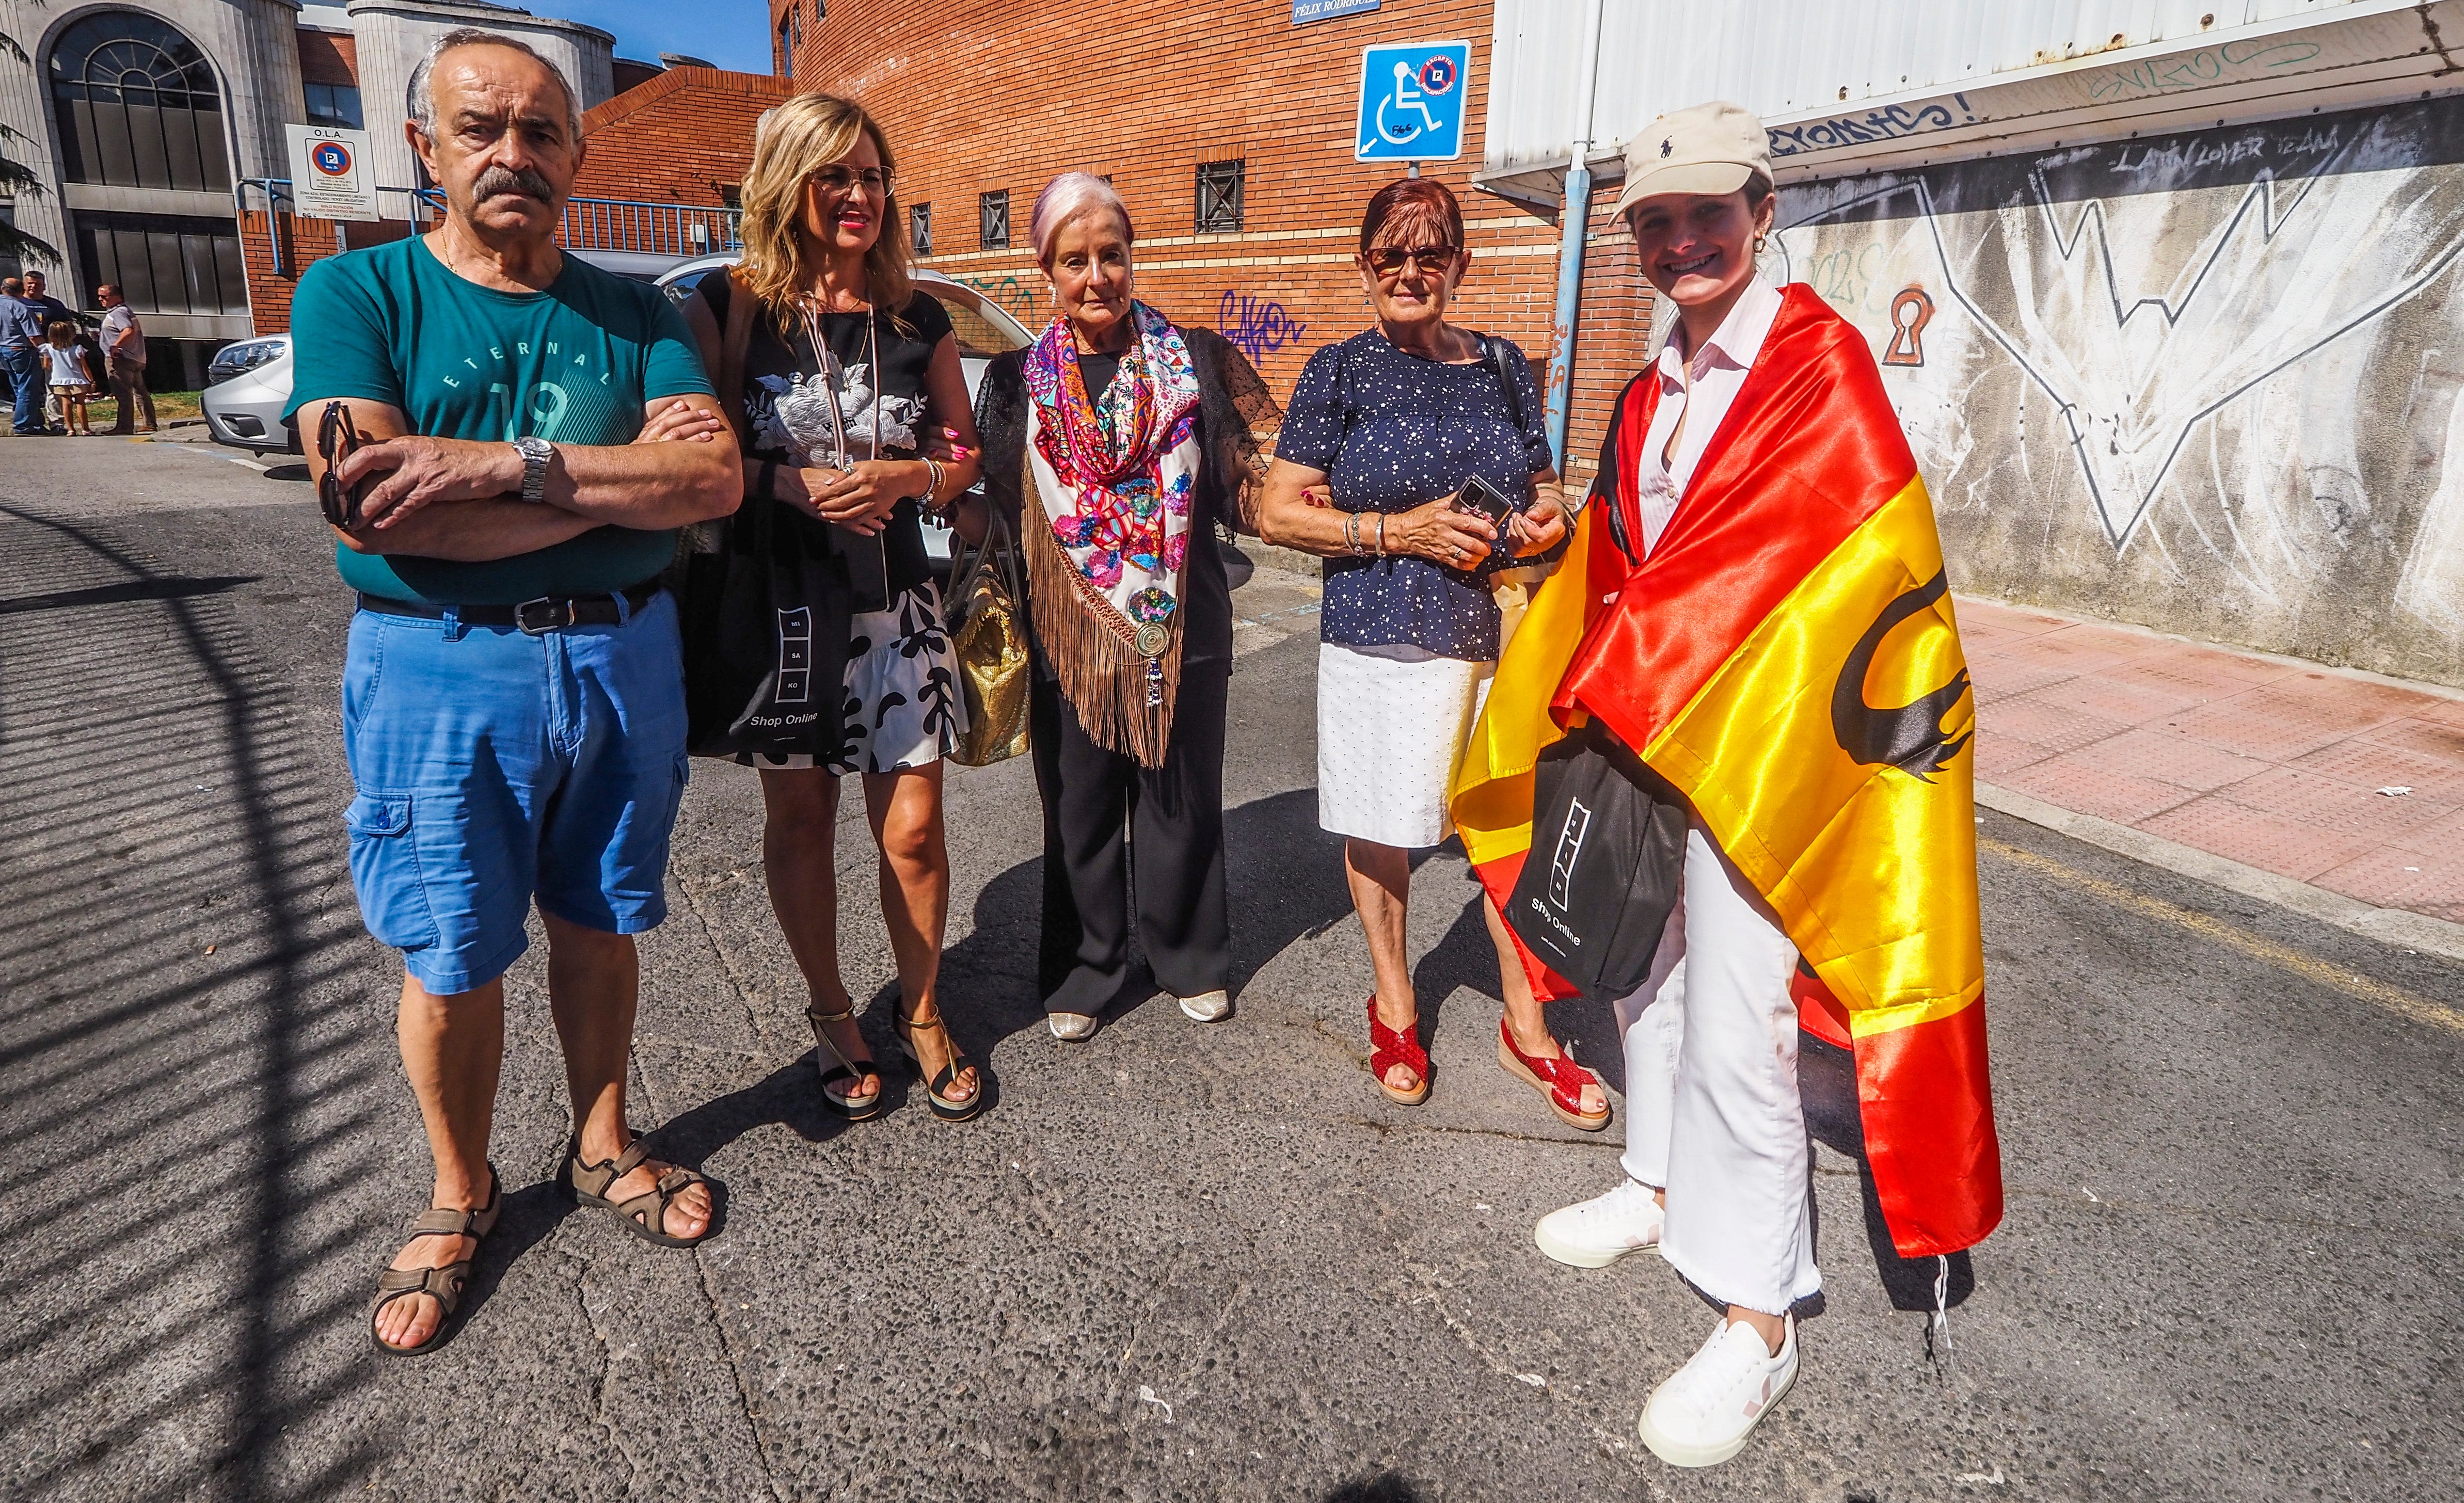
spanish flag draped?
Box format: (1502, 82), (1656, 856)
(1452, 284), (2002, 1259)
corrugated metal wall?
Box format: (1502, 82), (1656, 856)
(1487, 0), (2378, 175)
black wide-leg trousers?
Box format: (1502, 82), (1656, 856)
(1029, 658), (1232, 1015)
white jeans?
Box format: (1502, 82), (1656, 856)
(1616, 822), (1822, 1316)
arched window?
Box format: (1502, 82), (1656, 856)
(49, 11), (231, 193)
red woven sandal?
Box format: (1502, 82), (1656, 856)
(1498, 1019), (1611, 1131)
(1367, 996), (1430, 1106)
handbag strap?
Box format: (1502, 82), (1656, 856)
(710, 267), (761, 453)
(1480, 332), (1528, 436)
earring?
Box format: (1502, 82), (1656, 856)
(1754, 234), (1768, 254)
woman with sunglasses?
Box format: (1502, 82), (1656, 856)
(667, 93), (985, 1122)
(1255, 178), (1603, 1126)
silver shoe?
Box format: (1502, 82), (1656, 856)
(1177, 990), (1232, 1023)
(1047, 1011), (1100, 1042)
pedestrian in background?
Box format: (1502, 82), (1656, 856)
(1, 276), (47, 436)
(669, 93), (988, 1123)
(290, 28), (737, 1356)
(973, 172), (1281, 1043)
(42, 321), (94, 435)
(1255, 178), (1598, 1125)
(97, 284), (155, 435)
(21, 270), (75, 431)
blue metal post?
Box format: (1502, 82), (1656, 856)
(1540, 0), (1609, 474)
(1541, 162), (1592, 472)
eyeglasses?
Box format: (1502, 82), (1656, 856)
(318, 402), (373, 529)
(1366, 245), (1460, 276)
(810, 166), (894, 198)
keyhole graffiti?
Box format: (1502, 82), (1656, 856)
(1218, 291), (1307, 362)
(1883, 286), (1935, 367)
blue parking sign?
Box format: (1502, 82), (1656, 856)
(1354, 41), (1471, 163)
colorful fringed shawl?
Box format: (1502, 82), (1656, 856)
(1022, 300), (1204, 765)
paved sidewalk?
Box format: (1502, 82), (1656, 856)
(1962, 597), (2464, 928)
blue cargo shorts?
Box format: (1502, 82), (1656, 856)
(340, 590), (689, 995)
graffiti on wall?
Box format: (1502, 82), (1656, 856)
(1217, 291), (1307, 363)
(959, 273), (1039, 326)
(1777, 100), (2464, 681)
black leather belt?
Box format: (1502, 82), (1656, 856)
(356, 580), (662, 635)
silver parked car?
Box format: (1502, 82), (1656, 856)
(200, 333), (297, 453)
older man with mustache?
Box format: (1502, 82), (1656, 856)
(285, 27), (739, 1356)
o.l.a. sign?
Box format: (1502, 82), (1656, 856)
(285, 124), (379, 222)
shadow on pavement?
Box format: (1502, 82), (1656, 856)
(0, 504), (380, 1501)
(1800, 1034), (1976, 1315)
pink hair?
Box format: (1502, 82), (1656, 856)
(1029, 172), (1135, 264)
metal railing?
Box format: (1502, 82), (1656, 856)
(235, 180), (741, 276)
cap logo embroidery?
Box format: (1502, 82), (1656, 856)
(1660, 137), (1673, 157)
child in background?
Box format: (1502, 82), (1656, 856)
(44, 321), (93, 436)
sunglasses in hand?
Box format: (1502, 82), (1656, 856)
(317, 402), (377, 529)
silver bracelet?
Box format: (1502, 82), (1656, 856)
(921, 456), (946, 509)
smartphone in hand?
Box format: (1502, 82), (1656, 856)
(1455, 473), (1521, 526)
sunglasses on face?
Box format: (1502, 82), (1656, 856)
(810, 166), (894, 198)
(318, 402), (374, 529)
(1367, 245), (1460, 277)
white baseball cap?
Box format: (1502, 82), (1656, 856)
(1612, 102), (1772, 217)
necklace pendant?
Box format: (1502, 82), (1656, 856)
(1144, 654), (1164, 708)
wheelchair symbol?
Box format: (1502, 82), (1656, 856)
(1375, 59), (1449, 147)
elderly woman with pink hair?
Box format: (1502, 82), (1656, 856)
(973, 172), (1281, 1042)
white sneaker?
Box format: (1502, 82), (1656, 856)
(1533, 1177), (1664, 1269)
(1636, 1315), (1798, 1468)
(1178, 989), (1232, 1023)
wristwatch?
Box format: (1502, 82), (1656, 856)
(512, 435), (554, 504)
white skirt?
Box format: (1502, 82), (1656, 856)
(1317, 640), (1495, 849)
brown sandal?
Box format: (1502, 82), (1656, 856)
(807, 1000), (883, 1120)
(368, 1164), (501, 1357)
(565, 1137), (713, 1248)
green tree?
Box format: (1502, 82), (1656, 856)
(2, 12), (62, 267)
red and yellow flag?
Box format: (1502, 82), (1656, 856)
(1452, 285), (2002, 1259)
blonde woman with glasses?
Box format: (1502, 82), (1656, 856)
(663, 94), (987, 1122)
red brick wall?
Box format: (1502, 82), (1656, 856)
(239, 211), (345, 335)
(297, 29), (358, 87)
(575, 67), (796, 207)
(775, 0), (1654, 473)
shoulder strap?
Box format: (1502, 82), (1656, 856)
(1480, 333), (1528, 436)
(711, 267), (760, 451)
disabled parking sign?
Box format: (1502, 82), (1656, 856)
(1355, 41), (1471, 163)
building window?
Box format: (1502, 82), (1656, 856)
(777, 6), (801, 74)
(73, 212), (247, 315)
(910, 202), (932, 256)
(1195, 159), (1243, 234)
(979, 190), (1009, 251)
(304, 82), (362, 130)
(47, 12), (233, 193)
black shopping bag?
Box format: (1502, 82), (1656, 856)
(674, 494), (857, 762)
(1504, 721), (1688, 997)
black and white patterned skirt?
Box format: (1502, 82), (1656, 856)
(736, 581), (967, 776)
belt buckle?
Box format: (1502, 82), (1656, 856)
(514, 596), (572, 635)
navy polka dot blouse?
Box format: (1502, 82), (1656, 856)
(1278, 328), (1552, 661)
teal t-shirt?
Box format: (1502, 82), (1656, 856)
(284, 236), (714, 605)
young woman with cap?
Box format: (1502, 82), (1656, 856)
(1481, 100), (2000, 1467)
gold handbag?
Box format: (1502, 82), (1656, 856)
(945, 508), (1031, 766)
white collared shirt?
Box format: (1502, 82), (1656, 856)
(1630, 275), (1785, 558)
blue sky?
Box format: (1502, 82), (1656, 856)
(559, 0), (773, 75)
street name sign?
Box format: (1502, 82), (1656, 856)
(1354, 41), (1471, 163)
(285, 124), (379, 222)
(1294, 0), (1378, 22)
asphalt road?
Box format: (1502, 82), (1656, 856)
(5, 435), (2462, 1502)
